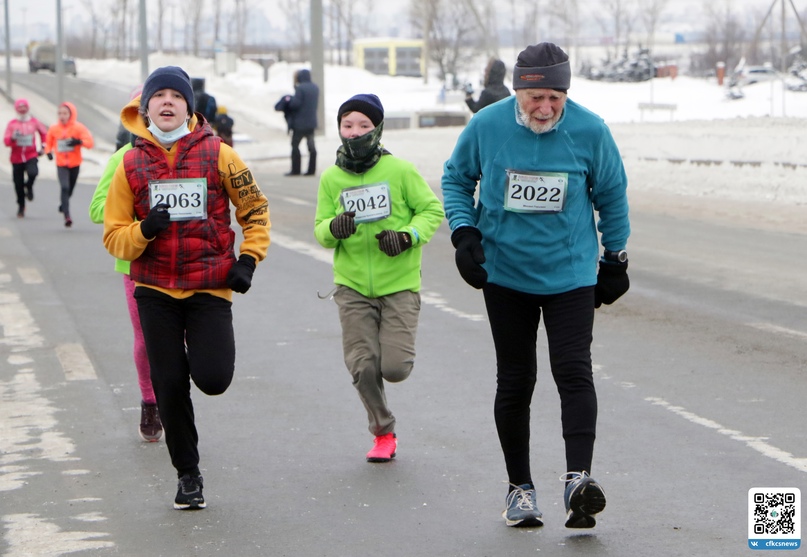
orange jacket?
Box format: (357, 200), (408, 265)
(45, 101), (94, 168)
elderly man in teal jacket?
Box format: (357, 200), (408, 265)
(442, 42), (630, 529)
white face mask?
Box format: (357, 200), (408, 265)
(147, 120), (191, 145)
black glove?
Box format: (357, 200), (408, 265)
(464, 82), (474, 95)
(594, 261), (629, 308)
(451, 227), (487, 289)
(37, 149), (45, 157)
(376, 230), (412, 257)
(66, 138), (83, 147)
(140, 203), (171, 239)
(330, 211), (356, 239)
(226, 254), (256, 294)
(46, 152), (54, 160)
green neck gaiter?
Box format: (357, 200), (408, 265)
(335, 123), (391, 174)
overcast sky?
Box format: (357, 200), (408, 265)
(5, 0), (784, 29)
(7, 0), (791, 44)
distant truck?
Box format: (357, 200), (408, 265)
(27, 42), (77, 76)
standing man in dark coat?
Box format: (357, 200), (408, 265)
(465, 58), (511, 114)
(275, 68), (319, 176)
(191, 78), (218, 127)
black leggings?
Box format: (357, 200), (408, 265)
(57, 165), (80, 217)
(483, 283), (597, 487)
(135, 287), (235, 477)
(12, 159), (38, 209)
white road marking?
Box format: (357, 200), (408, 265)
(271, 231), (333, 265)
(1, 256), (113, 552)
(0, 291), (44, 350)
(271, 232), (486, 322)
(16, 267), (43, 285)
(55, 343), (97, 381)
(277, 195), (313, 206)
(646, 397), (807, 474)
(2, 513), (114, 555)
(747, 321), (807, 340)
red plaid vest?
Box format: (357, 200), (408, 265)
(126, 127), (235, 290)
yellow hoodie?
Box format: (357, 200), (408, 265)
(103, 96), (271, 301)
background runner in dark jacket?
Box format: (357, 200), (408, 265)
(465, 58), (511, 114)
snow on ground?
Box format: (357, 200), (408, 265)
(3, 53), (806, 233)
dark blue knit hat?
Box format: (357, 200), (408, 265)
(141, 66), (195, 114)
(337, 93), (384, 127)
(513, 43), (571, 92)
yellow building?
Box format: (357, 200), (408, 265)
(353, 38), (425, 77)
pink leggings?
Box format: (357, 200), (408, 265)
(124, 274), (156, 404)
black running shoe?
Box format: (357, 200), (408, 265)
(174, 474), (206, 510)
(562, 471), (606, 528)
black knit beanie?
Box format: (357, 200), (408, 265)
(513, 43), (571, 92)
(337, 93), (384, 127)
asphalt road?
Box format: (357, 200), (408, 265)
(1, 75), (806, 557)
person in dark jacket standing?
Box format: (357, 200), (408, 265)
(465, 58), (511, 114)
(275, 68), (319, 176)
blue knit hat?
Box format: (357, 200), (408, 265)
(141, 66), (195, 114)
(337, 93), (384, 126)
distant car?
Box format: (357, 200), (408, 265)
(27, 42), (77, 76)
(732, 66), (779, 86)
(63, 57), (77, 77)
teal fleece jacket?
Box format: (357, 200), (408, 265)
(315, 154), (445, 298)
(441, 96), (630, 295)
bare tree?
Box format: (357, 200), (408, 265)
(325, 0), (377, 66)
(79, 0), (102, 58)
(509, 0), (540, 52)
(212, 0), (222, 44)
(154, 0), (166, 52)
(637, 0), (669, 51)
(330, 0), (354, 66)
(190, 0), (205, 56)
(594, 0), (636, 60)
(461, 0), (499, 57)
(279, 0), (309, 62)
(547, 0), (580, 61)
(699, 0), (747, 74)
(410, 0), (478, 87)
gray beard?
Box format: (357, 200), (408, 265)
(515, 103), (558, 135)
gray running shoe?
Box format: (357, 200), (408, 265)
(562, 471), (606, 528)
(502, 483), (543, 527)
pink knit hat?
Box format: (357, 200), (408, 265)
(14, 99), (29, 112)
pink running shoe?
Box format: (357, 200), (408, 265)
(366, 432), (397, 462)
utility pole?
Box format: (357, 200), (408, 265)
(56, 0), (64, 103)
(4, 0), (11, 97)
(139, 0), (148, 81)
(311, 0), (325, 136)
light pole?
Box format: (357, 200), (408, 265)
(139, 0), (148, 81)
(4, 0), (11, 96)
(56, 0), (64, 104)
(311, 0), (324, 135)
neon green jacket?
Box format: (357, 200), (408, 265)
(89, 143), (132, 274)
(314, 154), (444, 298)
